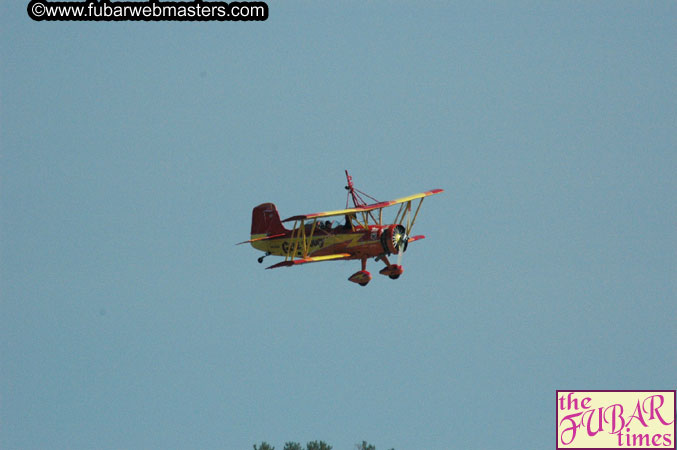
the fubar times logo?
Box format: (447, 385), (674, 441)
(557, 391), (676, 449)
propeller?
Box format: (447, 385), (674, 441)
(396, 203), (411, 267)
(379, 202), (417, 271)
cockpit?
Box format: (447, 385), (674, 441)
(319, 216), (354, 231)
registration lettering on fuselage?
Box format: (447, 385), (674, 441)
(281, 237), (325, 254)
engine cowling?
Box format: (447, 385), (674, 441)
(380, 224), (408, 255)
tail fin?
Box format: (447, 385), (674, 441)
(251, 203), (287, 236)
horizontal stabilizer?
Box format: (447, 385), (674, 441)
(266, 253), (351, 269)
(236, 233), (286, 245)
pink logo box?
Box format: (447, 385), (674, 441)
(556, 390), (675, 449)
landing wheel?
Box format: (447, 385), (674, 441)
(359, 282), (369, 286)
(389, 274), (400, 280)
(257, 256), (264, 263)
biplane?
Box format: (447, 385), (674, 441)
(238, 171), (443, 286)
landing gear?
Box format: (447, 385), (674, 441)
(380, 264), (403, 279)
(349, 270), (372, 286)
(348, 257), (372, 286)
(257, 252), (271, 263)
(348, 256), (403, 285)
(377, 255), (404, 280)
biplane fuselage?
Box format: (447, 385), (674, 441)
(251, 222), (390, 261)
(240, 172), (443, 286)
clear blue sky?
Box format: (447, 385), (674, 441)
(1, 2), (675, 449)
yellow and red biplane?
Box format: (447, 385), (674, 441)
(238, 171), (443, 286)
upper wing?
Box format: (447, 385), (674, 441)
(266, 253), (352, 269)
(281, 189), (443, 222)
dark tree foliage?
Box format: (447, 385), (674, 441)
(283, 443), (302, 450)
(306, 441), (332, 450)
(356, 442), (376, 450)
(253, 443), (275, 450)
(253, 440), (392, 450)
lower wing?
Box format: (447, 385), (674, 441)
(266, 253), (352, 269)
